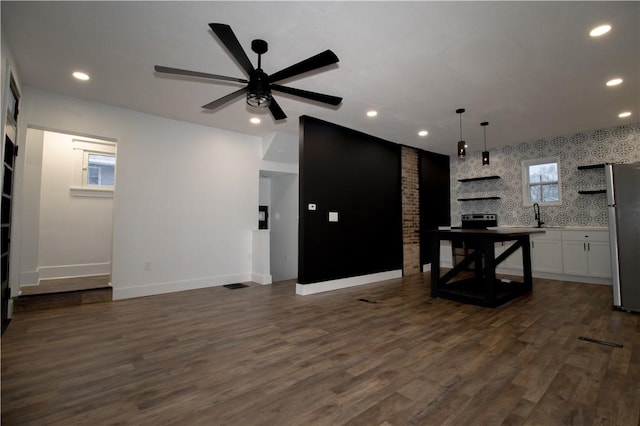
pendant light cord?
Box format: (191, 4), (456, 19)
(481, 121), (489, 150)
(483, 126), (487, 151)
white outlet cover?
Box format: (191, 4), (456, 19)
(308, 203), (316, 211)
(329, 212), (339, 222)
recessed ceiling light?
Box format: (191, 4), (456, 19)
(418, 130), (428, 137)
(366, 110), (378, 117)
(589, 24), (611, 37)
(606, 78), (623, 87)
(72, 71), (90, 81)
(618, 111), (632, 118)
(250, 117), (261, 124)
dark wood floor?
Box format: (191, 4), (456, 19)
(2, 273), (639, 425)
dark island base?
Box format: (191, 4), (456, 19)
(434, 277), (530, 308)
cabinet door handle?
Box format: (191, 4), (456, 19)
(584, 242), (586, 251)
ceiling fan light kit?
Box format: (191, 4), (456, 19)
(154, 23), (342, 121)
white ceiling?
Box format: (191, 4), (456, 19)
(2, 1), (638, 156)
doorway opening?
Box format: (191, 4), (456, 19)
(14, 128), (116, 310)
(259, 171), (298, 283)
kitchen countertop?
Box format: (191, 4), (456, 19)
(443, 225), (608, 231)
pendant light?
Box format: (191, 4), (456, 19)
(456, 108), (466, 159)
(481, 121), (490, 166)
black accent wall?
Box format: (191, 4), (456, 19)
(299, 116), (403, 284)
(419, 150), (451, 265)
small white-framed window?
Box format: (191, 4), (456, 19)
(522, 157), (561, 206)
(70, 139), (116, 197)
(84, 152), (116, 187)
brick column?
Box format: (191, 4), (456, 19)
(401, 146), (420, 275)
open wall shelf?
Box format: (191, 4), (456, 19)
(578, 190), (606, 195)
(457, 196), (501, 201)
(457, 175), (501, 182)
(577, 164), (605, 170)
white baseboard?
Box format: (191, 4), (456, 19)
(112, 273), (253, 300)
(252, 273), (272, 285)
(295, 270), (403, 296)
(19, 270), (39, 286)
(37, 262), (111, 281)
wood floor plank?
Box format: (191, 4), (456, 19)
(2, 274), (639, 425)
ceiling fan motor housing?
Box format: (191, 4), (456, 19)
(247, 69), (272, 107)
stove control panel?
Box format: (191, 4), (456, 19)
(462, 214), (497, 221)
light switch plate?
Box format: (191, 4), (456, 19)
(329, 212), (339, 222)
(308, 203), (316, 211)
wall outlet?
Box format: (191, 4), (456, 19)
(144, 260), (151, 271)
(308, 203), (316, 211)
(329, 212), (339, 222)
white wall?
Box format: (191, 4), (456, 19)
(270, 174), (298, 281)
(16, 87), (262, 299)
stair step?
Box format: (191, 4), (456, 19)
(14, 275), (112, 312)
(13, 287), (112, 312)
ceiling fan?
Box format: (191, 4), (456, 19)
(154, 23), (342, 121)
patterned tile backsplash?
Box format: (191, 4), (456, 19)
(451, 123), (640, 227)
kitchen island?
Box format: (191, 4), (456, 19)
(428, 228), (545, 307)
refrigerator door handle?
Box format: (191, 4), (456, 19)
(605, 164), (615, 206)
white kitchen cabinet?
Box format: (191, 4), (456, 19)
(439, 240), (453, 268)
(561, 230), (611, 278)
(531, 230), (563, 274)
(495, 241), (523, 271)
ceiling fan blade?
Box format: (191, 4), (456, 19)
(269, 50), (339, 83)
(271, 84), (342, 106)
(202, 87), (247, 110)
(154, 65), (248, 83)
(269, 98), (287, 121)
(208, 23), (255, 76)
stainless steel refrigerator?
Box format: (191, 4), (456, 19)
(605, 162), (640, 312)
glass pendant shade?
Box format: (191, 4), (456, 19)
(458, 141), (466, 158)
(482, 150), (490, 165)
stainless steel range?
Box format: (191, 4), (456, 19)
(452, 214), (497, 267)
(460, 213), (498, 229)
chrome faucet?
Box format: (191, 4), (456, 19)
(533, 203), (544, 228)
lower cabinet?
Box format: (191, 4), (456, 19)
(495, 241), (523, 271)
(561, 230), (611, 278)
(531, 230), (564, 274)
(439, 240), (453, 268)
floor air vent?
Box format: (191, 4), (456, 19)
(223, 283), (248, 290)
